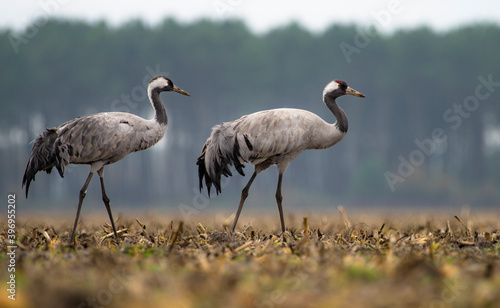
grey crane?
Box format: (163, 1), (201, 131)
(197, 80), (365, 233)
(23, 75), (190, 243)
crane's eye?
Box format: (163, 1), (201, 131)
(335, 80), (347, 91)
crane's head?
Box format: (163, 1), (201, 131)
(148, 75), (190, 96)
(323, 80), (365, 99)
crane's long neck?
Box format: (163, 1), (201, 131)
(325, 94), (348, 133)
(148, 89), (168, 126)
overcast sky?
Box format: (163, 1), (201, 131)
(1, 1), (499, 34)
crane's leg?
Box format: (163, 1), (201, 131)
(275, 173), (285, 232)
(97, 168), (119, 240)
(70, 172), (94, 244)
(231, 171), (258, 233)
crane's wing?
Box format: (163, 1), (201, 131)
(232, 108), (320, 164)
(23, 113), (136, 195)
(197, 108), (323, 195)
(54, 113), (138, 165)
(23, 111), (164, 197)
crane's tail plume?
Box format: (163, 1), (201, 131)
(22, 128), (69, 197)
(197, 123), (251, 196)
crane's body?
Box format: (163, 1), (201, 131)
(36, 112), (166, 170)
(198, 80), (365, 232)
(23, 76), (190, 244)
(231, 107), (346, 157)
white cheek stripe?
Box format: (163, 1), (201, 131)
(323, 81), (339, 97)
(149, 77), (169, 90)
(147, 77), (169, 102)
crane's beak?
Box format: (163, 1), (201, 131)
(173, 85), (191, 96)
(346, 86), (365, 98)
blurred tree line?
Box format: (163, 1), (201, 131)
(1, 18), (499, 211)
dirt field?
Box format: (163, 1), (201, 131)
(1, 208), (500, 308)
